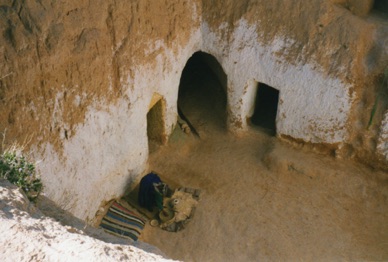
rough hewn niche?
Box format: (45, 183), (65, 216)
(0, 0), (387, 220)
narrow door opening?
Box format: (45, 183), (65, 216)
(147, 99), (166, 153)
(250, 83), (279, 135)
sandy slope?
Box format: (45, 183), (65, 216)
(0, 179), (175, 262)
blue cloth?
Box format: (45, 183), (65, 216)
(138, 172), (162, 211)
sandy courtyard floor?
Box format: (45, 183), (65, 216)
(141, 127), (388, 261)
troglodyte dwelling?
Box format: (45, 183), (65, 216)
(0, 0), (387, 221)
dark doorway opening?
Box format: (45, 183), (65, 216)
(147, 99), (166, 153)
(374, 0), (388, 14)
(177, 51), (227, 135)
(250, 83), (279, 135)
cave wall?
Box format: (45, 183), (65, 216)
(0, 0), (387, 220)
(0, 0), (203, 221)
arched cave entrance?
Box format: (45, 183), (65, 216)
(177, 51), (227, 135)
(249, 83), (279, 136)
(147, 97), (166, 153)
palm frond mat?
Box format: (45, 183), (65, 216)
(100, 201), (146, 241)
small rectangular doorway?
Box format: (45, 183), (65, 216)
(250, 83), (279, 135)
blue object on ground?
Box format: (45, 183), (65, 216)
(138, 172), (162, 211)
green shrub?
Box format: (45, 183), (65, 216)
(0, 149), (43, 201)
